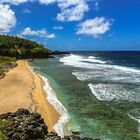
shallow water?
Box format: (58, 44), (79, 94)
(31, 51), (140, 140)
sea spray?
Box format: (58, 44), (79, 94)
(39, 75), (70, 137)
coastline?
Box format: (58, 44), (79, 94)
(39, 75), (69, 137)
(26, 61), (61, 132)
(0, 60), (60, 133)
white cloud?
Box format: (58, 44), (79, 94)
(0, 0), (29, 5)
(47, 34), (56, 38)
(57, 0), (81, 9)
(53, 26), (63, 30)
(0, 4), (16, 33)
(0, 0), (101, 22)
(22, 9), (31, 13)
(37, 0), (90, 22)
(21, 27), (38, 36)
(76, 17), (112, 38)
(38, 0), (56, 5)
(56, 0), (89, 21)
(21, 27), (56, 38)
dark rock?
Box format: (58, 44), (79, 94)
(12, 123), (18, 128)
(20, 132), (28, 139)
(0, 112), (12, 119)
(81, 137), (93, 140)
(7, 130), (15, 137)
(72, 131), (80, 135)
(27, 124), (34, 130)
(36, 126), (43, 132)
(12, 132), (21, 139)
(70, 135), (81, 140)
(37, 118), (44, 123)
(0, 108), (96, 140)
(30, 120), (36, 124)
(64, 136), (71, 140)
(16, 127), (25, 133)
(32, 112), (41, 119)
(0, 109), (48, 140)
(15, 108), (30, 116)
(20, 136), (28, 140)
(46, 136), (61, 140)
(47, 131), (58, 137)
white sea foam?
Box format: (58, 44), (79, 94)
(114, 65), (140, 73)
(88, 56), (96, 59)
(88, 83), (140, 102)
(39, 75), (70, 138)
(61, 54), (140, 84)
(72, 71), (93, 81)
(128, 109), (140, 132)
(128, 109), (140, 123)
(72, 69), (140, 85)
(32, 66), (41, 70)
(59, 54), (107, 69)
(59, 54), (140, 73)
(60, 54), (140, 102)
(85, 56), (106, 64)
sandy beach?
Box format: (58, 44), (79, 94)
(0, 60), (60, 132)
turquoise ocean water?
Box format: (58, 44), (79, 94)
(30, 51), (140, 140)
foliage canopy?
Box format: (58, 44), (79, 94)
(0, 35), (49, 58)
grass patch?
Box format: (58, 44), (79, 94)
(0, 56), (16, 77)
(0, 132), (5, 140)
(0, 56), (16, 65)
(0, 119), (5, 140)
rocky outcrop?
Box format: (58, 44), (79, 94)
(0, 109), (100, 140)
(0, 109), (48, 140)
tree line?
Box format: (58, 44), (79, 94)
(0, 35), (50, 58)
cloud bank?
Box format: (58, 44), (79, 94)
(0, 4), (16, 33)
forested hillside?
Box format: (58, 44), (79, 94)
(0, 35), (49, 58)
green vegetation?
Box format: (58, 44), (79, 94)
(0, 56), (17, 77)
(0, 35), (49, 58)
(0, 35), (51, 76)
(0, 56), (16, 65)
(0, 120), (5, 140)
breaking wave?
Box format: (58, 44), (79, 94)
(39, 75), (70, 138)
(88, 83), (140, 102)
(60, 54), (140, 102)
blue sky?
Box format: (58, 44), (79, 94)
(0, 0), (140, 51)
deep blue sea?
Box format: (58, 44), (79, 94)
(31, 51), (140, 140)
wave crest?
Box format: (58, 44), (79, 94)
(88, 83), (140, 102)
(39, 75), (70, 138)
